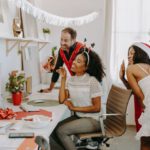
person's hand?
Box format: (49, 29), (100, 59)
(119, 60), (125, 80)
(39, 88), (51, 93)
(64, 100), (73, 110)
(56, 67), (67, 79)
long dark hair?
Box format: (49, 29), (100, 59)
(77, 48), (105, 82)
(129, 45), (150, 64)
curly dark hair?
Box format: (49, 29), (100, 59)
(129, 45), (150, 64)
(77, 48), (106, 82)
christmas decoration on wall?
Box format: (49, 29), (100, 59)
(9, 0), (99, 26)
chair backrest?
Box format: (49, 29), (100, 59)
(104, 85), (132, 137)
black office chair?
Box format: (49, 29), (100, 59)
(76, 85), (132, 150)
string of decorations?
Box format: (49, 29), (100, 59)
(9, 0), (99, 26)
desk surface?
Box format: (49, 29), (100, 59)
(0, 84), (70, 150)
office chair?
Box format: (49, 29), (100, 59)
(76, 85), (132, 150)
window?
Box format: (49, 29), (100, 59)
(110, 0), (150, 84)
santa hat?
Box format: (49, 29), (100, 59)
(133, 42), (150, 57)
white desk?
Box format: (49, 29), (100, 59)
(0, 84), (70, 150)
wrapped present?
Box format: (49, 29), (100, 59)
(0, 108), (16, 120)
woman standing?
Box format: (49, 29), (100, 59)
(126, 42), (150, 150)
(119, 44), (145, 132)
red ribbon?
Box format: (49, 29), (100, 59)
(0, 108), (16, 119)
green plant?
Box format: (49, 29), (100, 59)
(42, 28), (50, 34)
(52, 46), (57, 57)
(50, 46), (57, 65)
(6, 71), (25, 93)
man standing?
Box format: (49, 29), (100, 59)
(42, 27), (84, 93)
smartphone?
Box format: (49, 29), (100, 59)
(9, 132), (34, 138)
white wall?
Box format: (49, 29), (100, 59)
(0, 0), (17, 95)
(0, 0), (17, 36)
(0, 1), (20, 94)
(0, 40), (21, 94)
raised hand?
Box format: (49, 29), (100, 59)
(119, 60), (125, 80)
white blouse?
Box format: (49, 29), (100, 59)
(67, 73), (103, 120)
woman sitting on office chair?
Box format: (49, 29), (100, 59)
(50, 48), (105, 150)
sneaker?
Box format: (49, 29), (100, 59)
(76, 140), (98, 150)
(76, 139), (87, 148)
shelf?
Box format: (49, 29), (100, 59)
(0, 36), (51, 55)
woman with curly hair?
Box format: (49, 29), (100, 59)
(50, 48), (105, 150)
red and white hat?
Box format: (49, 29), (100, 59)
(133, 42), (150, 57)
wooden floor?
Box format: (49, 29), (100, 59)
(103, 126), (140, 150)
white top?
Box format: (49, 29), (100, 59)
(67, 73), (103, 120)
(136, 65), (150, 139)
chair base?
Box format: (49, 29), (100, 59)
(76, 138), (102, 150)
(76, 137), (111, 150)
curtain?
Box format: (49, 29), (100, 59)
(110, 0), (150, 86)
(100, 0), (114, 96)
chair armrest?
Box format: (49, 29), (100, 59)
(98, 113), (127, 136)
(100, 113), (122, 117)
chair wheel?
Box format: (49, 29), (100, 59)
(106, 143), (110, 147)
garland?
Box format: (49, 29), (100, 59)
(9, 0), (99, 26)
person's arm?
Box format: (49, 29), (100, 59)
(126, 65), (145, 108)
(57, 67), (69, 103)
(64, 97), (101, 113)
(119, 60), (131, 89)
(41, 50), (64, 93)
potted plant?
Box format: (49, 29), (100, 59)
(42, 28), (51, 40)
(6, 71), (25, 105)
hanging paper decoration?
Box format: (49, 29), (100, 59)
(9, 0), (99, 26)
